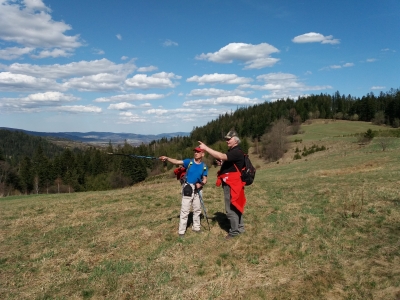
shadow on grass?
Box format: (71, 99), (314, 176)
(167, 211), (230, 232)
(167, 212), (209, 231)
(168, 212), (231, 232)
(211, 211), (230, 233)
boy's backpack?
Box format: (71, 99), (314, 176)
(234, 151), (256, 186)
(174, 166), (186, 182)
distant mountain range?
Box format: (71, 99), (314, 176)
(0, 127), (190, 146)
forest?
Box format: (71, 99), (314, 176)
(1, 88), (400, 196)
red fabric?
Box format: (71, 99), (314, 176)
(216, 171), (246, 213)
(174, 167), (186, 180)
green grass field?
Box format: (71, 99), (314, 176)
(1, 120), (399, 299)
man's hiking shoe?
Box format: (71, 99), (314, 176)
(192, 230), (201, 234)
(225, 234), (236, 240)
(178, 234), (185, 238)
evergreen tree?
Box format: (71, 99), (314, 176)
(19, 156), (34, 194)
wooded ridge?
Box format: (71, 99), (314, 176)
(1, 88), (399, 197)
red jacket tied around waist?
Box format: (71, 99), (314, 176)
(216, 171), (246, 213)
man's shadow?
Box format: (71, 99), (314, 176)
(210, 212), (230, 232)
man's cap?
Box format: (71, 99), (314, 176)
(193, 147), (204, 152)
(224, 130), (238, 139)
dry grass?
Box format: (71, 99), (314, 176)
(1, 121), (400, 299)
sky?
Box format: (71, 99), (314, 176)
(0, 0), (399, 135)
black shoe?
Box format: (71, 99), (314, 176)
(225, 234), (235, 240)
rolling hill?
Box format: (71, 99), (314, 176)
(1, 120), (399, 299)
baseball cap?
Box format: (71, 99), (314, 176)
(193, 147), (204, 152)
(224, 130), (238, 139)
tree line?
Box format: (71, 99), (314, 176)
(1, 88), (399, 197)
(0, 132), (153, 196)
(190, 88), (400, 143)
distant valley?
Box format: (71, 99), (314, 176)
(0, 127), (190, 147)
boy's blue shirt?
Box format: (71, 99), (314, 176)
(183, 159), (208, 184)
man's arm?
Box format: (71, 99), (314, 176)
(159, 156), (184, 165)
(197, 141), (228, 161)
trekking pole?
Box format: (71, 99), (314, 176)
(107, 153), (160, 160)
(198, 190), (211, 231)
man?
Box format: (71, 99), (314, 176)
(198, 130), (246, 239)
(159, 147), (208, 238)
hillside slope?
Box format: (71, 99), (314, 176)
(1, 121), (399, 299)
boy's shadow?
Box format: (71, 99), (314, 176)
(170, 211), (230, 232)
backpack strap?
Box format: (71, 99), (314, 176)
(185, 159), (206, 184)
(233, 149), (245, 172)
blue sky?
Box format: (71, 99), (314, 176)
(0, 0), (398, 134)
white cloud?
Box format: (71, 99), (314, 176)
(0, 47), (34, 60)
(137, 66), (158, 72)
(381, 48), (396, 52)
(261, 92), (310, 102)
(187, 73), (252, 85)
(24, 91), (78, 103)
(92, 48), (105, 55)
(24, 0), (49, 11)
(140, 103), (152, 107)
(56, 105), (102, 113)
(342, 63), (354, 67)
(163, 39), (178, 47)
(118, 111), (147, 123)
(0, 91), (79, 112)
(31, 48), (73, 58)
(371, 86), (386, 90)
(0, 72), (63, 92)
(320, 62), (354, 70)
(125, 72), (181, 89)
(366, 58), (376, 62)
(121, 56), (129, 60)
(292, 32), (340, 45)
(62, 73), (125, 92)
(94, 93), (167, 103)
(142, 107), (223, 124)
(4, 58), (136, 79)
(143, 108), (169, 115)
(239, 72), (332, 98)
(107, 102), (136, 110)
(116, 34), (122, 40)
(183, 96), (259, 107)
(195, 42), (280, 69)
(187, 88), (252, 98)
(0, 0), (82, 56)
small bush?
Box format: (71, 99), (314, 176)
(293, 153), (302, 160)
(364, 129), (375, 140)
(300, 144), (327, 157)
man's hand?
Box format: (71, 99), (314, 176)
(198, 141), (207, 151)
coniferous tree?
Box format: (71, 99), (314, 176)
(19, 156), (34, 194)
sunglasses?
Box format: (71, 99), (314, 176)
(225, 137), (232, 141)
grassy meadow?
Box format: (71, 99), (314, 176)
(1, 120), (399, 299)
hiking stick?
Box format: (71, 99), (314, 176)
(107, 153), (160, 160)
(198, 190), (211, 231)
